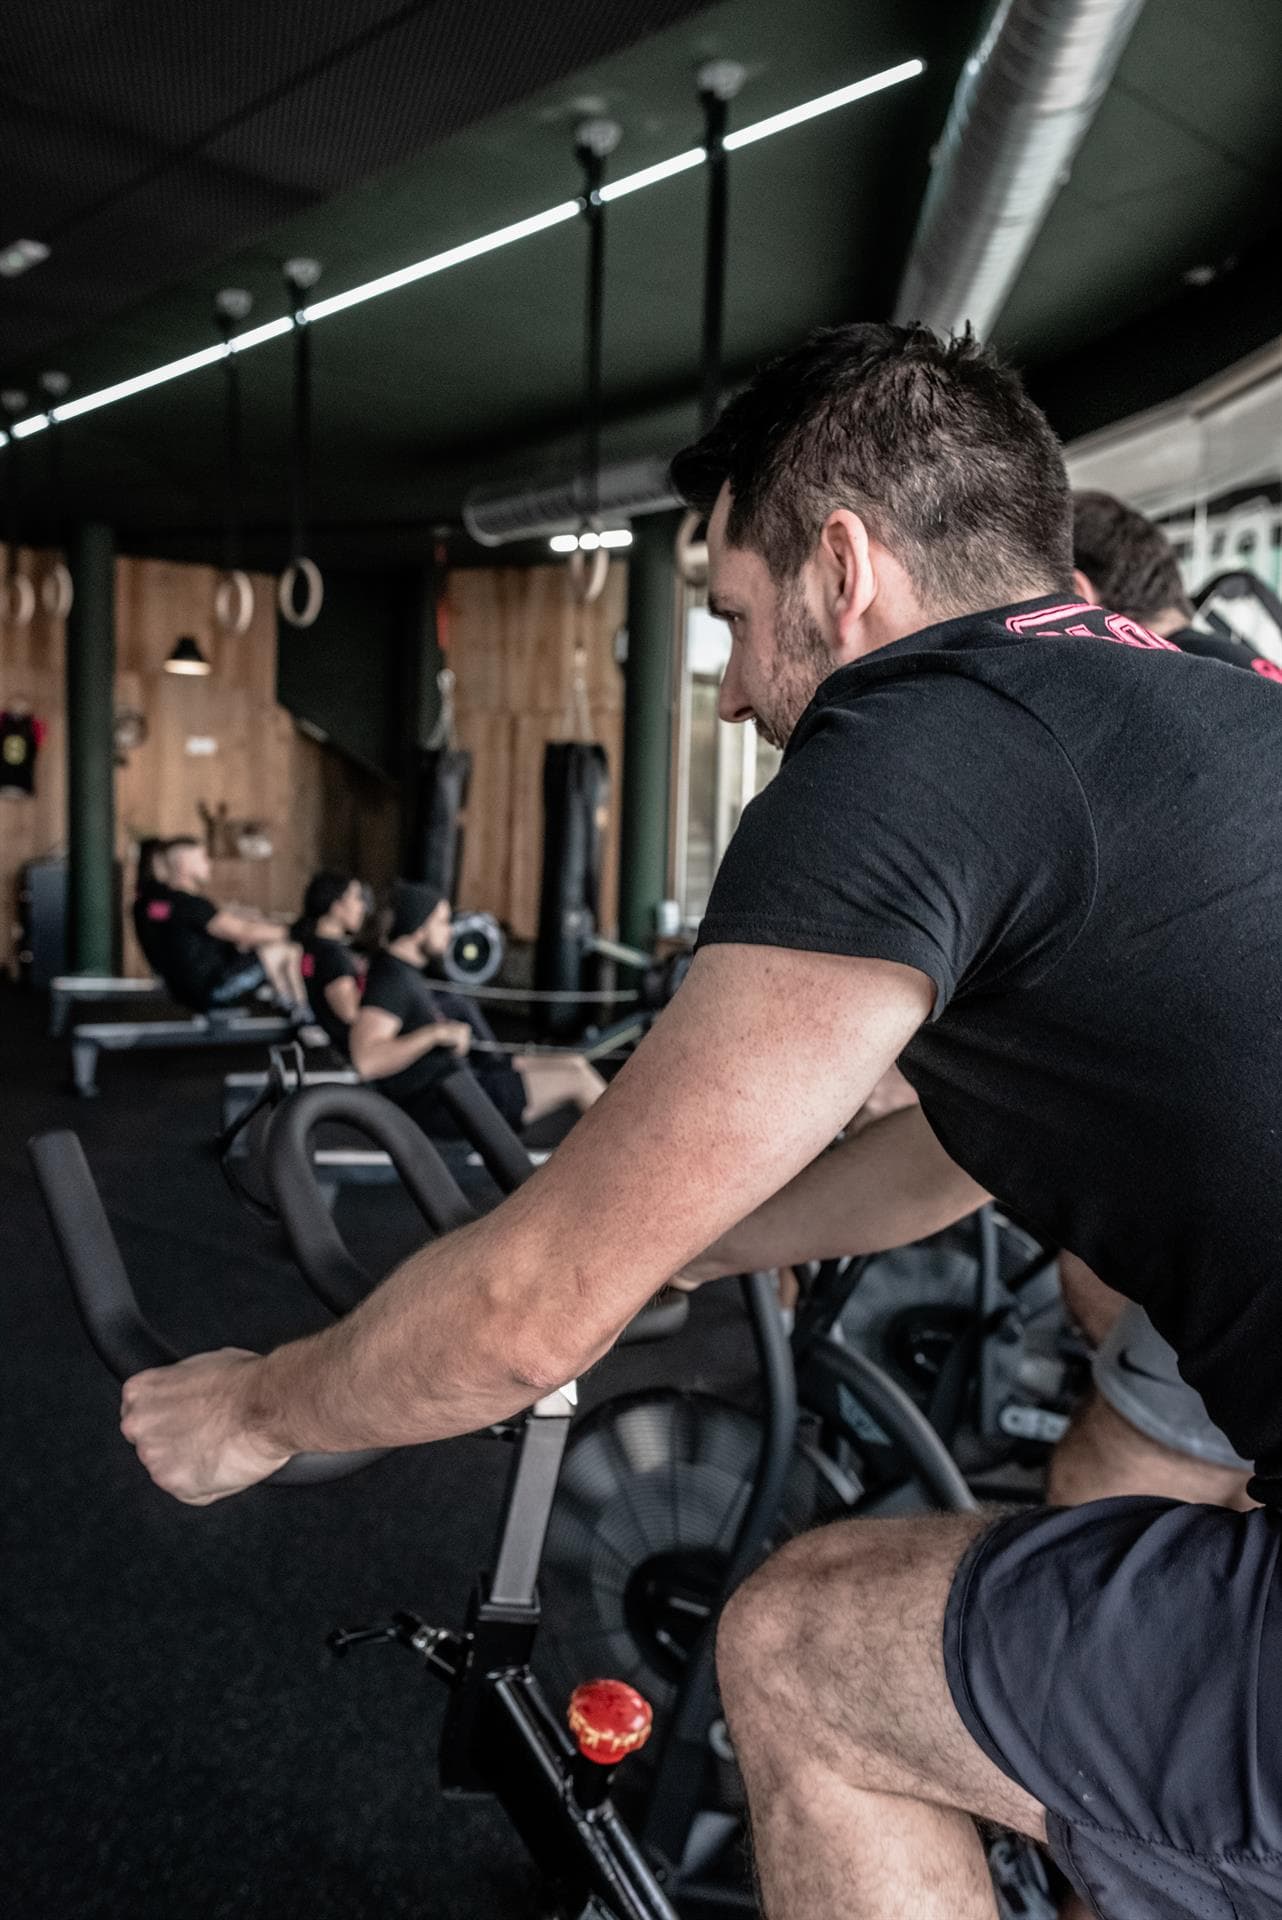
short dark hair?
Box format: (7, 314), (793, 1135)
(1072, 490), (1192, 623)
(302, 870), (355, 924)
(388, 879), (445, 942)
(671, 322), (1074, 612)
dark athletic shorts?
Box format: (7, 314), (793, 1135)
(944, 1498), (1282, 1919)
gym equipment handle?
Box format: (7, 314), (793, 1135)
(27, 1129), (384, 1486)
(264, 1082), (476, 1316)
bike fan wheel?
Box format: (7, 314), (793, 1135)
(537, 1389), (857, 1718)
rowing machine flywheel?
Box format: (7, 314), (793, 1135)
(442, 911), (505, 987)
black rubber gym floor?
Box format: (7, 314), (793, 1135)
(1, 985), (755, 1919)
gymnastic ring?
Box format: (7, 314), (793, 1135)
(214, 568), (254, 636)
(674, 507), (708, 587)
(40, 561), (74, 621)
(278, 556), (324, 629)
(568, 543), (610, 606)
(2, 571), (36, 628)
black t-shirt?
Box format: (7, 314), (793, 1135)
(361, 951), (525, 1125)
(134, 884), (237, 1008)
(1170, 623), (1282, 683)
(300, 933), (364, 1052)
(699, 595), (1282, 1480)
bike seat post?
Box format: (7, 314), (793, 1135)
(439, 1383), (578, 1795)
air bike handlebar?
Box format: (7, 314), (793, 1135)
(27, 1129), (384, 1486)
(263, 1082), (476, 1315)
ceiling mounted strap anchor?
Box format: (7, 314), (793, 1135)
(213, 288), (256, 635)
(279, 259), (325, 630)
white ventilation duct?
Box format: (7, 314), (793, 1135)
(462, 456), (678, 547)
(895, 0), (1147, 341)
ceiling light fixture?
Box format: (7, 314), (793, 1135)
(0, 237), (50, 279)
(549, 528), (633, 552)
(0, 57), (924, 446)
(164, 634), (212, 676)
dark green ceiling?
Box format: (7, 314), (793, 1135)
(8, 0), (1282, 571)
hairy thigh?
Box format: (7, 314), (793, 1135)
(721, 1512), (1048, 1841)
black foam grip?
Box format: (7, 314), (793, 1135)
(27, 1130), (383, 1487)
(264, 1083), (475, 1316)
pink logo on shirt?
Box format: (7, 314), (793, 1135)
(1004, 601), (1177, 650)
(301, 953), (315, 977)
(146, 901), (172, 921)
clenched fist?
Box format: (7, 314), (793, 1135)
(120, 1349), (291, 1505)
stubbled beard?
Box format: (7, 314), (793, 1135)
(753, 594), (830, 750)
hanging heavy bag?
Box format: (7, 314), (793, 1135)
(410, 747), (472, 898)
(535, 742), (610, 1039)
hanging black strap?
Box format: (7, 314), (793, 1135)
(45, 401), (65, 546)
(700, 87), (731, 434)
(2, 412), (16, 576)
(2, 394), (21, 577)
(578, 142), (608, 525)
(219, 316), (244, 576)
(288, 287), (312, 566)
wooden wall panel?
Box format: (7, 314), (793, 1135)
(447, 561), (626, 940)
(113, 561), (316, 953)
(3, 549), (399, 979)
(0, 548), (67, 972)
(454, 710), (514, 921)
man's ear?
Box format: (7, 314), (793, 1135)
(1072, 567), (1097, 604)
(816, 510), (876, 656)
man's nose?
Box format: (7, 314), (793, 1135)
(717, 659), (752, 725)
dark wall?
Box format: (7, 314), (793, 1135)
(276, 568), (419, 778)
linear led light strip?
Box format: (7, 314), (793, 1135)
(1, 59), (922, 448)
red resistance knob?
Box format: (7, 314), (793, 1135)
(568, 1679), (654, 1767)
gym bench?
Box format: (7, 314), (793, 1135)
(70, 1011), (308, 1099)
(49, 974), (172, 1038)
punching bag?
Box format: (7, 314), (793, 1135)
(535, 742), (609, 1038)
(408, 747), (471, 898)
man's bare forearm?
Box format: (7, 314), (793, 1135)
(695, 1104), (986, 1278)
(242, 1201), (614, 1456)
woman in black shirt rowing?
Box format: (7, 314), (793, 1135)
(352, 880), (605, 1136)
(294, 871), (370, 1054)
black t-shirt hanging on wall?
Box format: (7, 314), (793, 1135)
(300, 934), (365, 1053)
(361, 950), (526, 1129)
(697, 595), (1282, 1485)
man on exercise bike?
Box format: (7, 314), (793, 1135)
(117, 324), (1282, 1920)
(1049, 491), (1256, 1509)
